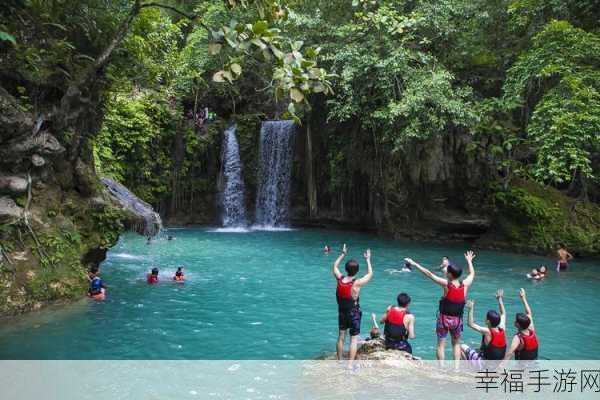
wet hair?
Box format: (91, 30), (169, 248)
(486, 310), (501, 328)
(151, 267), (159, 275)
(447, 263), (462, 279)
(443, 256), (449, 260)
(177, 267), (183, 271)
(89, 266), (99, 274)
(345, 260), (359, 276)
(397, 293), (411, 307)
(515, 313), (531, 330)
(370, 327), (381, 339)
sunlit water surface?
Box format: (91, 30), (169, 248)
(1, 228), (598, 359)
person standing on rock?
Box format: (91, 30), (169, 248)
(332, 244), (374, 368)
(405, 251), (476, 370)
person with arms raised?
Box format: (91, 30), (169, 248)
(461, 289), (507, 362)
(333, 244), (374, 369)
(405, 251), (476, 370)
(503, 288), (539, 362)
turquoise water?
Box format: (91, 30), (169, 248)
(0, 228), (598, 360)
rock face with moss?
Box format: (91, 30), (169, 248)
(479, 180), (600, 256)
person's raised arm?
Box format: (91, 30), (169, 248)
(332, 244), (347, 280)
(502, 335), (521, 362)
(404, 258), (447, 287)
(355, 249), (373, 286)
(463, 250), (476, 287)
(466, 300), (488, 334)
(496, 288), (506, 328)
(519, 288), (534, 329)
(567, 250), (574, 261)
(371, 313), (380, 330)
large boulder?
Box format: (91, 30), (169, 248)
(0, 175), (28, 195)
(0, 196), (23, 223)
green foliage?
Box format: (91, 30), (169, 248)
(324, 1), (477, 149)
(504, 20), (600, 185)
(91, 207), (125, 249)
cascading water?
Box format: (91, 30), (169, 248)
(101, 177), (162, 236)
(219, 125), (248, 228)
(254, 120), (296, 229)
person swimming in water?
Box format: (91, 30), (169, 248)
(380, 292), (416, 354)
(147, 267), (159, 284)
(324, 245), (332, 254)
(88, 266), (107, 300)
(333, 244), (374, 369)
(503, 288), (539, 362)
(527, 266), (548, 280)
(461, 289), (507, 363)
(556, 244), (573, 271)
(439, 256), (450, 274)
(173, 267), (184, 282)
(405, 251), (476, 370)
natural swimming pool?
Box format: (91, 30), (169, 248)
(1, 228), (598, 359)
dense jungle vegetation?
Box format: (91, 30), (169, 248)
(0, 0), (599, 314)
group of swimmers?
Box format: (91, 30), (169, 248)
(146, 266), (185, 284)
(86, 266), (186, 300)
(333, 244), (546, 369)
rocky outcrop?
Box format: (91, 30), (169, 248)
(0, 196), (23, 223)
(0, 176), (28, 194)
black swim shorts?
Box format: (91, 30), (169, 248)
(338, 307), (362, 336)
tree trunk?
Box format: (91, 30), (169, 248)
(305, 121), (318, 218)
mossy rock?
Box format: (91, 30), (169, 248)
(489, 179), (600, 256)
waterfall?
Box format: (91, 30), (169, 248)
(254, 120), (296, 228)
(219, 125), (248, 227)
(101, 177), (162, 236)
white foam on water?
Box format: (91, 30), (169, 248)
(250, 225), (295, 232)
(208, 227), (251, 233)
(110, 253), (144, 260)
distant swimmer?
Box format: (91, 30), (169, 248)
(384, 261), (412, 274)
(439, 256), (450, 274)
(324, 245), (332, 254)
(461, 289), (507, 362)
(167, 235), (174, 241)
(173, 267), (185, 282)
(333, 244), (374, 369)
(146, 237), (152, 245)
(502, 288), (539, 362)
(147, 267), (159, 284)
(527, 266), (548, 280)
(556, 244), (573, 271)
(88, 266), (107, 301)
(380, 293), (416, 354)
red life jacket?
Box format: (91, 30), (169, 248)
(481, 327), (507, 360)
(384, 307), (409, 341)
(515, 330), (539, 360)
(147, 274), (159, 284)
(439, 282), (465, 317)
(336, 277), (358, 312)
